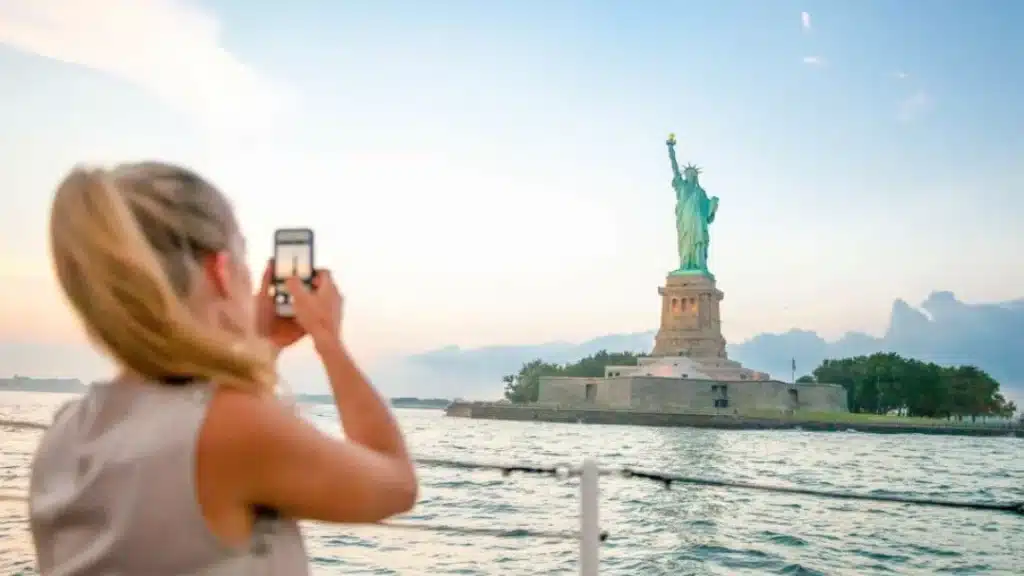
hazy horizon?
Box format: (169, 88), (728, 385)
(4, 289), (1022, 406)
(1, 2), (1021, 396)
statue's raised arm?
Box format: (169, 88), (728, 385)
(666, 133), (682, 182)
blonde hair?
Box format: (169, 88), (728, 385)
(49, 162), (275, 393)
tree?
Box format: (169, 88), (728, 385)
(796, 375), (815, 383)
(502, 359), (561, 403)
(561, 350), (642, 378)
(811, 353), (1014, 419)
(502, 350), (643, 403)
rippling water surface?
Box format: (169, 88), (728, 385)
(2, 391), (1022, 575)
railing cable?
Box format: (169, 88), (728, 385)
(415, 458), (1024, 516)
(2, 419), (47, 430)
(368, 521), (584, 541)
(7, 418), (1023, 517)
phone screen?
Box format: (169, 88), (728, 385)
(273, 228), (314, 316)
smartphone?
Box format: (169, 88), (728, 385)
(272, 228), (315, 317)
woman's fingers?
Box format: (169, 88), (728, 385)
(285, 269), (338, 335)
(285, 276), (315, 319)
(309, 269), (340, 298)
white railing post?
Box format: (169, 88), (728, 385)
(579, 457), (600, 576)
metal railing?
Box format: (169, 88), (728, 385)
(4, 418), (1023, 575)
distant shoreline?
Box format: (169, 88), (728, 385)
(0, 386), (450, 410)
(0, 378), (86, 394)
(445, 402), (1023, 438)
(297, 394), (450, 409)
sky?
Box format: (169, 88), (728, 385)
(0, 0), (1022, 383)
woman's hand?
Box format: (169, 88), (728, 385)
(285, 269), (342, 345)
(255, 259), (307, 352)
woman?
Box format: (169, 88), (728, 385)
(29, 162), (417, 575)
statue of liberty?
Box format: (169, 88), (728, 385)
(666, 133), (718, 277)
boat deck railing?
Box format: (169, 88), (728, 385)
(3, 418), (1023, 575)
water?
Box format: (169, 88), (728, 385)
(2, 391), (1022, 575)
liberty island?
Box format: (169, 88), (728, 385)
(447, 134), (849, 424)
(444, 136), (1018, 436)
(516, 134), (843, 413)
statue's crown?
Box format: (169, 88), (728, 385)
(683, 163), (702, 174)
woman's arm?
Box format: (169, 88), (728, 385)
(207, 383), (415, 522)
(203, 386), (417, 524)
(198, 270), (417, 527)
(314, 337), (411, 463)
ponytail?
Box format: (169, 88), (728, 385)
(49, 165), (275, 393)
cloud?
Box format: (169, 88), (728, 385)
(802, 56), (825, 66)
(801, 12), (812, 31)
(897, 90), (932, 122)
(731, 292), (1024, 402)
(0, 0), (292, 140)
(357, 292), (1024, 402)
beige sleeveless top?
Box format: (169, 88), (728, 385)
(28, 380), (310, 575)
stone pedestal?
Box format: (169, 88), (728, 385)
(652, 273), (727, 359)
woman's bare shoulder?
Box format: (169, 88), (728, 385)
(199, 388), (296, 463)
